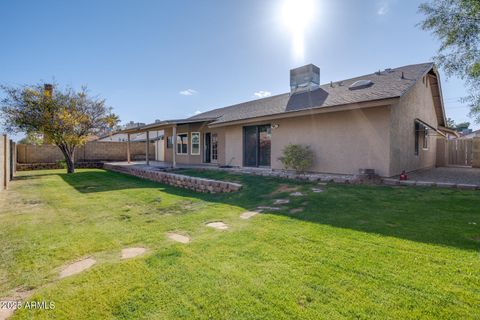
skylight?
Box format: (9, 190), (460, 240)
(349, 80), (374, 90)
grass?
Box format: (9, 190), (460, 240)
(0, 168), (479, 319)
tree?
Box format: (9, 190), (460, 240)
(1, 83), (119, 173)
(446, 117), (456, 129)
(419, 0), (480, 122)
(455, 121), (470, 132)
(18, 132), (44, 145)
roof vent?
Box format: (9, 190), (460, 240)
(349, 80), (374, 90)
(290, 64), (320, 94)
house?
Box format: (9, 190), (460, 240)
(121, 62), (449, 177)
(458, 129), (480, 139)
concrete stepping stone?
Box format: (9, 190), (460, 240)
(274, 199), (290, 205)
(206, 221), (229, 230)
(167, 233), (190, 244)
(121, 247), (147, 260)
(257, 206), (281, 211)
(311, 188), (324, 193)
(290, 192), (304, 196)
(240, 211), (259, 220)
(290, 208), (304, 214)
(59, 258), (96, 279)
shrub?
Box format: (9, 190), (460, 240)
(56, 160), (67, 169)
(278, 144), (314, 173)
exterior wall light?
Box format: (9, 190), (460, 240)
(271, 124), (279, 129)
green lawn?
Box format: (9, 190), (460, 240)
(0, 168), (479, 319)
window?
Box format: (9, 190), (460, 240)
(414, 122), (420, 156)
(191, 132), (200, 155)
(176, 133), (188, 154)
(423, 128), (429, 149)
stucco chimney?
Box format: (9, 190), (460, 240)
(290, 64), (320, 94)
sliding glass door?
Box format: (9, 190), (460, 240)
(243, 125), (271, 167)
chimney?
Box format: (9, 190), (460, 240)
(44, 84), (53, 97)
(290, 64), (320, 94)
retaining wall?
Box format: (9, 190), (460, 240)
(104, 163), (242, 193)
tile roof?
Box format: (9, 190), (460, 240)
(189, 62), (435, 125)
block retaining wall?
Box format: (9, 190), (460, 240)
(104, 164), (242, 193)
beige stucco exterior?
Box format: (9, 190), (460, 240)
(142, 70), (443, 177)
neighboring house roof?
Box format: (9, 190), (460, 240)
(458, 129), (480, 139)
(190, 62), (442, 126)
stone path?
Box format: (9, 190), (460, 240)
(121, 247), (147, 259)
(167, 233), (190, 244)
(59, 258), (96, 279)
(274, 199), (290, 205)
(240, 211), (259, 220)
(0, 288), (34, 320)
(257, 206), (281, 211)
(290, 192), (304, 196)
(206, 222), (229, 230)
(311, 188), (324, 193)
(289, 208), (304, 214)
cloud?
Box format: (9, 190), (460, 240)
(194, 110), (202, 115)
(179, 89), (198, 96)
(377, 1), (389, 15)
(253, 91), (272, 98)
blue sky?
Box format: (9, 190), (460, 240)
(0, 0), (476, 139)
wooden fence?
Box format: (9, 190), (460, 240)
(437, 138), (480, 167)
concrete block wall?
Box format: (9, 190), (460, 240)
(16, 142), (154, 164)
(1, 135), (12, 190)
(104, 164), (242, 193)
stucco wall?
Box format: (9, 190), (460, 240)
(389, 76), (439, 176)
(223, 106), (392, 176)
(163, 124), (225, 165)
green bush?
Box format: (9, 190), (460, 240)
(278, 144), (314, 173)
(56, 160), (67, 169)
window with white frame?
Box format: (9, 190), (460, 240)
(176, 133), (188, 154)
(191, 132), (200, 155)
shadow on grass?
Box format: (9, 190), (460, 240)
(17, 168), (480, 251)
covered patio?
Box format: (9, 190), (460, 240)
(120, 117), (217, 168)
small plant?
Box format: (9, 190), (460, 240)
(278, 144), (314, 173)
(56, 160), (67, 169)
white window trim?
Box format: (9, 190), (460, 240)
(191, 132), (201, 155)
(422, 129), (429, 150)
(176, 133), (188, 155)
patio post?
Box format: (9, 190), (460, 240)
(172, 125), (177, 169)
(146, 131), (150, 166)
(127, 133), (131, 163)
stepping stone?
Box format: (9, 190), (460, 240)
(274, 199), (290, 205)
(240, 211), (259, 220)
(59, 258), (96, 279)
(206, 221), (229, 230)
(167, 233), (190, 244)
(121, 247), (147, 259)
(290, 192), (304, 196)
(290, 208), (304, 214)
(257, 206), (281, 211)
(311, 188), (324, 193)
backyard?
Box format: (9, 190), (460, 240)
(0, 168), (479, 319)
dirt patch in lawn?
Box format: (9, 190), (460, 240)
(271, 184), (299, 195)
(59, 257), (96, 279)
(0, 287), (35, 320)
(121, 247), (147, 259)
(240, 211), (259, 220)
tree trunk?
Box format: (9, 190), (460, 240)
(58, 144), (76, 174)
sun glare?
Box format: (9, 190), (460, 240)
(281, 0), (315, 62)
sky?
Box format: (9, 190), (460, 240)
(0, 0), (476, 140)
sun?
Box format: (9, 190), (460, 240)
(281, 0), (315, 61)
